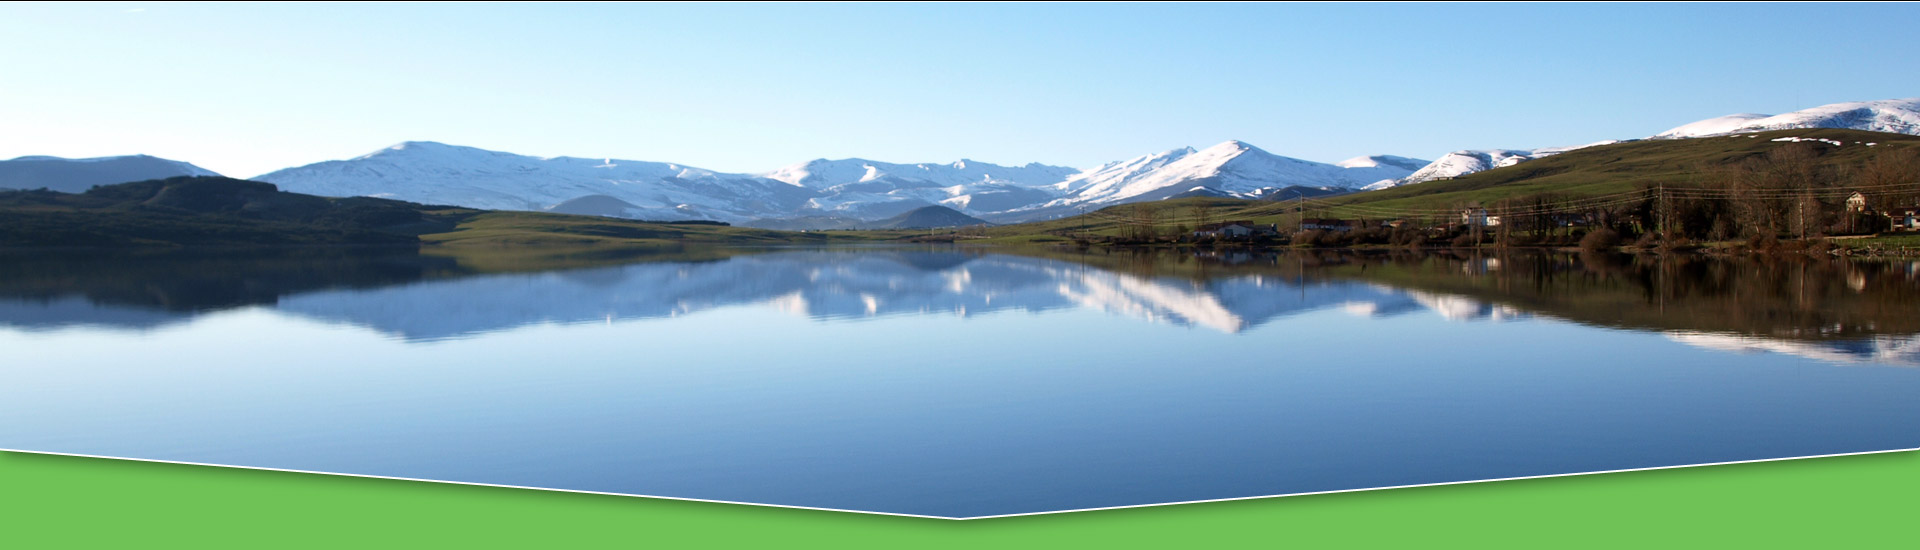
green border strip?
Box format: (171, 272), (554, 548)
(5, 449), (1918, 547)
(7, 447), (1916, 521)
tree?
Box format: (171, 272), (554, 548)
(1128, 203), (1162, 241)
(1188, 203), (1214, 233)
(1857, 148), (1920, 211)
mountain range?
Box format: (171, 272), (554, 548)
(242, 139), (1425, 227)
(5, 96), (1917, 227)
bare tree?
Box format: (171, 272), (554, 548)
(1129, 203), (1162, 241)
(1188, 203), (1214, 232)
(1858, 148), (1920, 210)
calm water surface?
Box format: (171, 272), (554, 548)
(2, 246), (1917, 518)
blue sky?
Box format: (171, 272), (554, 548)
(2, 2), (1916, 177)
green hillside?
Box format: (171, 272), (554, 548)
(0, 177), (451, 246)
(977, 128), (1920, 243)
(1335, 128), (1920, 213)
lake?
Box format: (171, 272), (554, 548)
(2, 246), (1917, 518)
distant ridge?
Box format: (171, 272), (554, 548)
(0, 155), (221, 193)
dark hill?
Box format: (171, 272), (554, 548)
(0, 176), (861, 248)
(545, 194), (640, 217)
(0, 176), (465, 247)
(872, 205), (990, 229)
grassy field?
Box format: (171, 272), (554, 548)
(1832, 233), (1920, 251)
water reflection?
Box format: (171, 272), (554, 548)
(4, 245), (1920, 518)
(2, 246), (1917, 366)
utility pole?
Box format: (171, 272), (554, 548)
(1076, 204), (1085, 240)
(1296, 195), (1306, 234)
(1656, 183), (1665, 237)
(1798, 190), (1810, 241)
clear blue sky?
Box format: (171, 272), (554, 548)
(3, 2), (1916, 178)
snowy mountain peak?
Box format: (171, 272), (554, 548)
(384, 140), (457, 152)
(258, 142), (819, 222)
(1382, 140), (1620, 189)
(1392, 149), (1539, 187)
(355, 141), (476, 161)
(1036, 141), (1425, 208)
(1205, 140), (1258, 154)
(1653, 113), (1771, 139)
(757, 157), (1076, 190)
(1655, 98), (1920, 138)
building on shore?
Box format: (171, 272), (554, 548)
(1461, 208), (1502, 227)
(1193, 221), (1280, 239)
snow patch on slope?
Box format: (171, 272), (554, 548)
(1654, 113), (1771, 138)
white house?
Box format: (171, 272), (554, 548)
(1461, 208), (1501, 227)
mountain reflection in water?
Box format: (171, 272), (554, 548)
(2, 246), (1917, 366)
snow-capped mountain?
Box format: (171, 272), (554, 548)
(760, 158), (1076, 190)
(1031, 141), (1424, 211)
(251, 140), (1422, 224)
(0, 154), (221, 193)
(254, 142), (1087, 223)
(1369, 140), (1622, 190)
(253, 141), (815, 222)
(1653, 113), (1772, 139)
(1655, 98), (1920, 138)
(758, 157), (1078, 220)
(1380, 149), (1538, 189)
